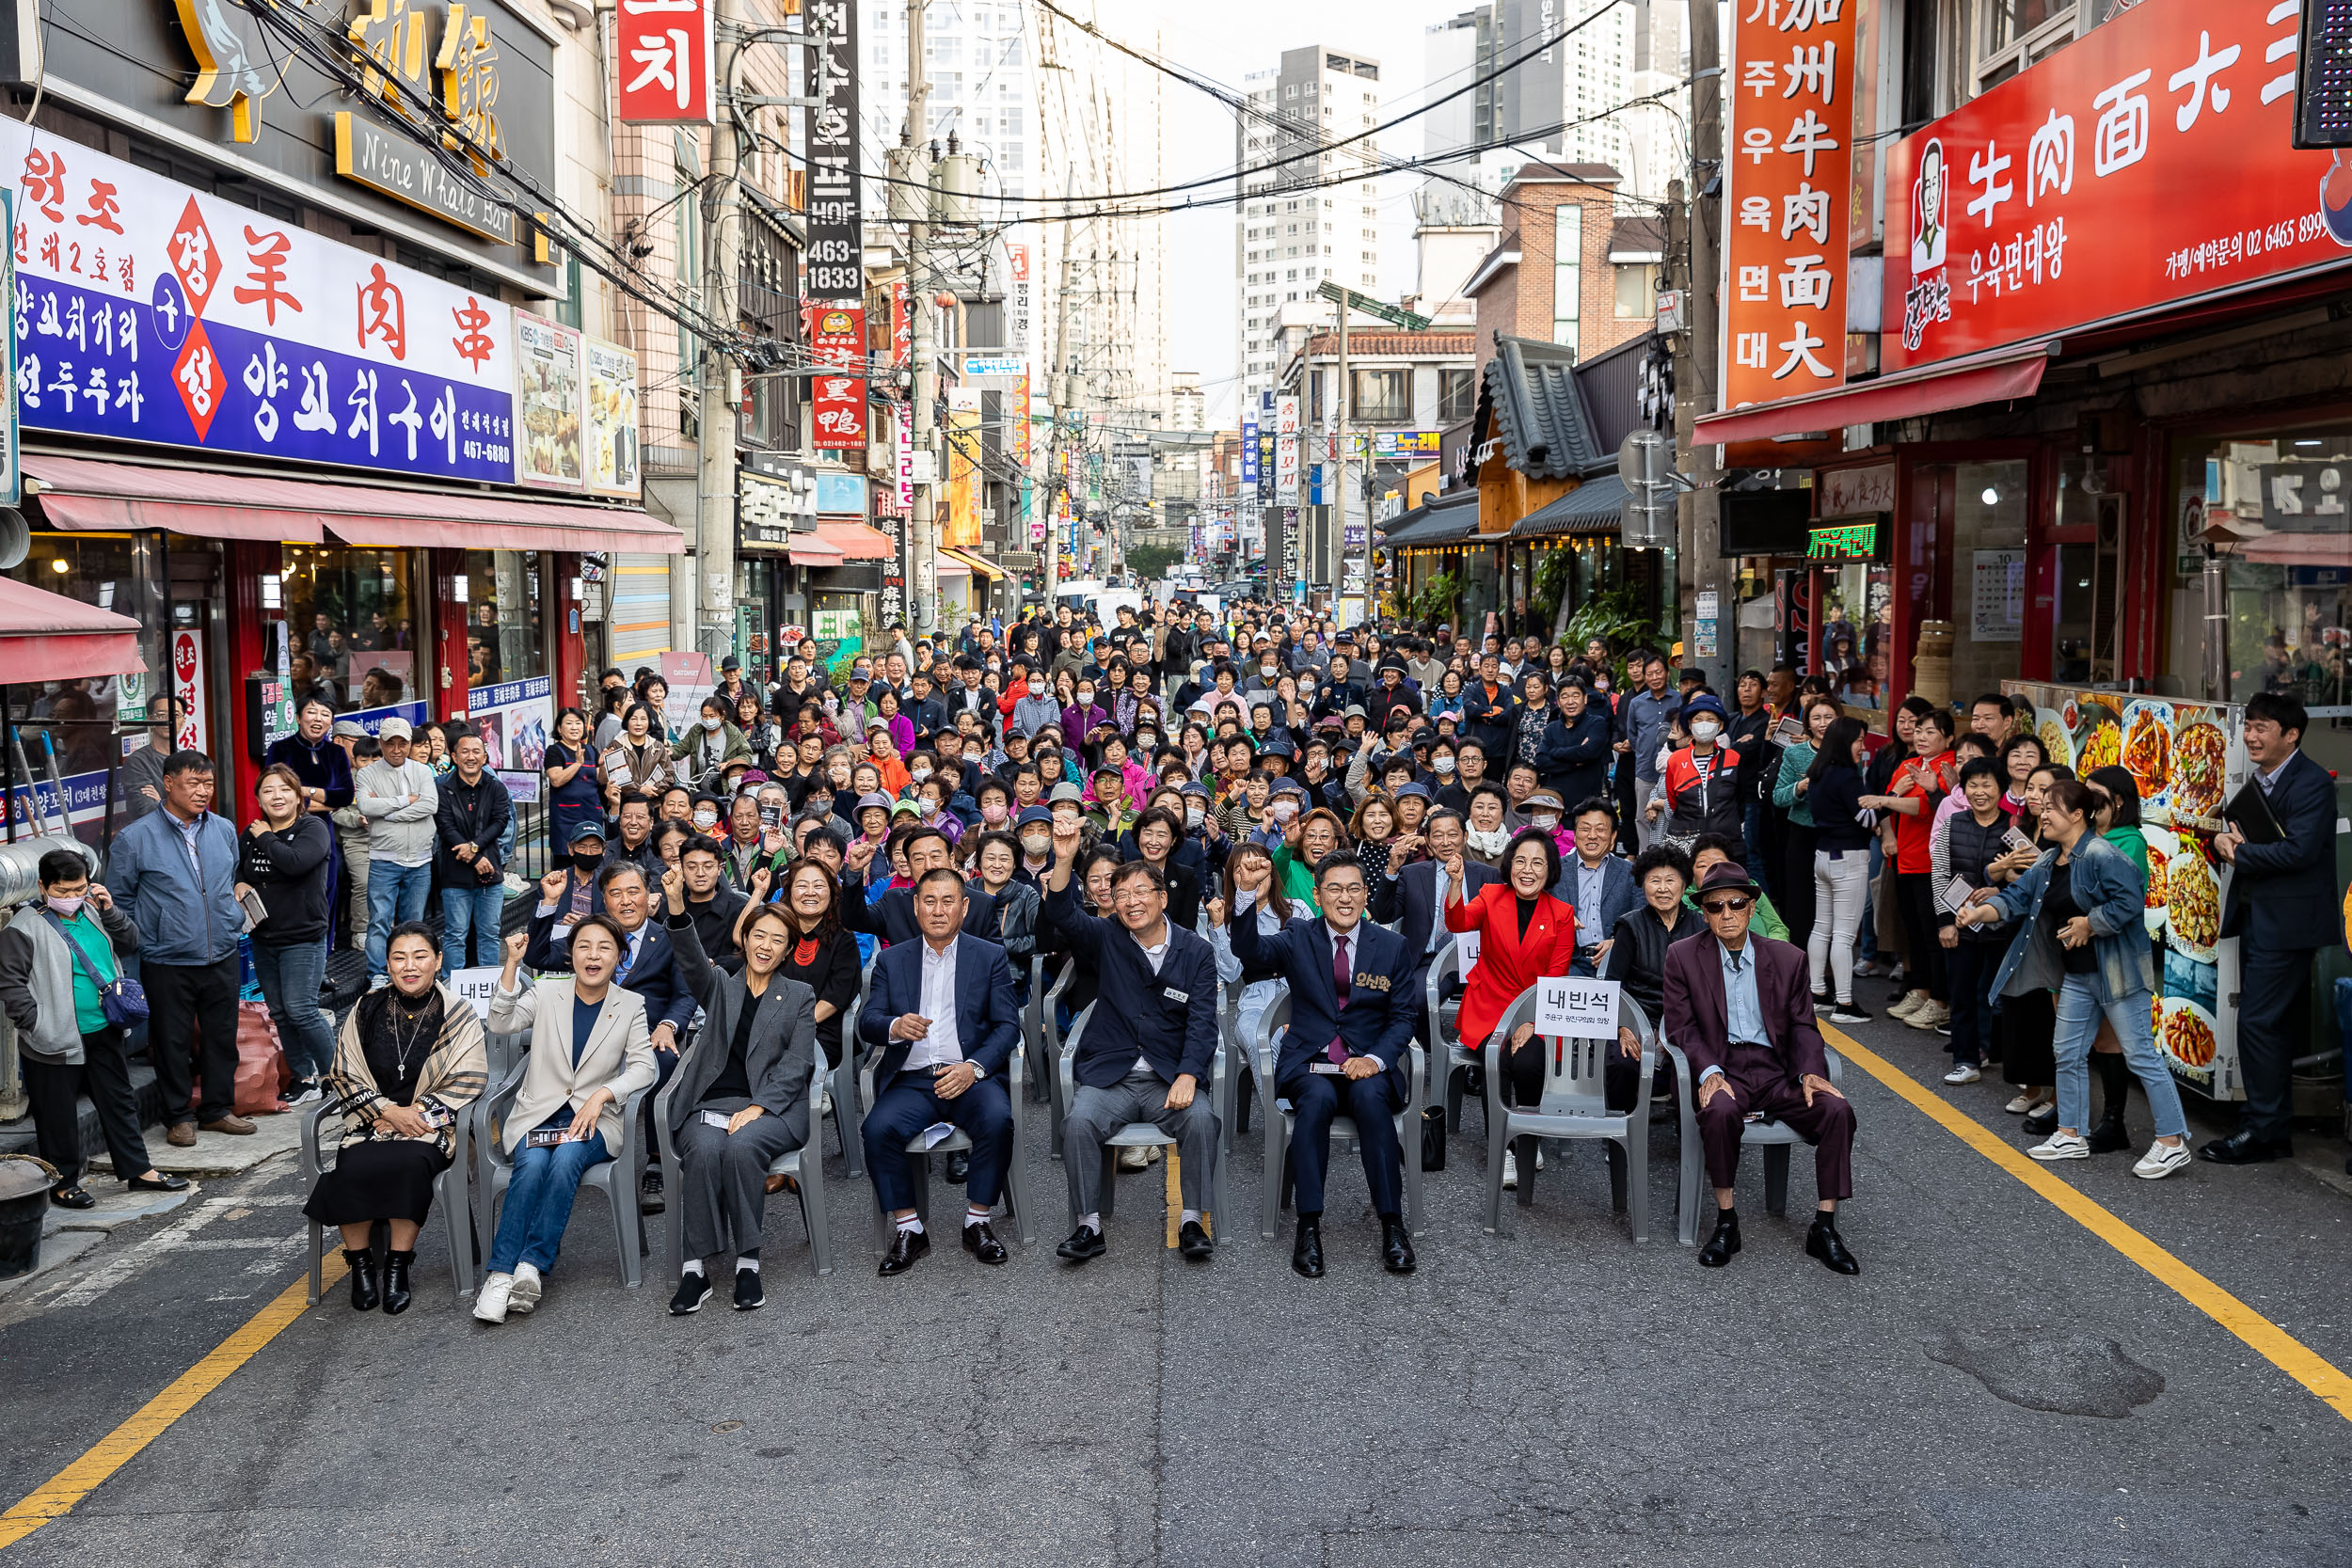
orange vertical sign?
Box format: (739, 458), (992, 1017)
(1722, 0), (1856, 411)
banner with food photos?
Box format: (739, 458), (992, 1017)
(2004, 681), (2245, 1100)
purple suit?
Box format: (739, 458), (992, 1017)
(1661, 933), (1854, 1202)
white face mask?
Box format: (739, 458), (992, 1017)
(1531, 814), (1560, 832)
(910, 767), (932, 784)
(1076, 690), (1095, 705)
(691, 810), (717, 830)
(1021, 832), (1050, 855)
(1271, 799), (1298, 822)
(1690, 719), (1722, 743)
(1433, 756), (1455, 774)
(1185, 805), (1205, 828)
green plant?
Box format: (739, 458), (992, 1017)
(1410, 569), (1464, 628)
(1562, 584), (1662, 656)
(1125, 543), (1184, 581)
(1529, 549), (1573, 625)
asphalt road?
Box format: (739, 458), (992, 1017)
(4, 1004), (2351, 1567)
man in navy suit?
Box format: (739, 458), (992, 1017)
(858, 866), (1023, 1275)
(838, 825), (1001, 946)
(1041, 818), (1220, 1263)
(1382, 810), (1498, 1045)
(1555, 798), (1639, 975)
(1230, 851), (1420, 1278)
(2207, 691), (2339, 1165)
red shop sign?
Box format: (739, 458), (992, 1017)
(1883, 0), (2346, 372)
(616, 0), (715, 125)
(807, 302), (867, 451)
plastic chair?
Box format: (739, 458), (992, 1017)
(1479, 987), (1680, 1243)
(484, 1028), (528, 1086)
(1038, 958), (1079, 1162)
(1714, 1046), (1849, 1226)
(654, 1042), (834, 1282)
(470, 1059), (658, 1288)
(1422, 938), (1483, 1135)
(300, 1096), (474, 1306)
(1250, 988), (1426, 1241)
(832, 949), (879, 1181)
(1216, 982), (1253, 1154)
(1056, 1001), (1231, 1238)
(1021, 953), (1050, 1102)
(860, 1036), (1032, 1253)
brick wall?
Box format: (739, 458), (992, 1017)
(1473, 181), (1646, 380)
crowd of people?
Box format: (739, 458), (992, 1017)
(14, 594), (2330, 1316)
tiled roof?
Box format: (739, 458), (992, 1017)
(1477, 334), (1613, 483)
(1513, 475), (1628, 537)
(1382, 488), (1481, 547)
(1296, 330), (1476, 358)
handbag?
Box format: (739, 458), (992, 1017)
(42, 909), (148, 1026)
(1420, 1105), (1448, 1173)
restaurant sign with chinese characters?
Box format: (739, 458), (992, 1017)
(1722, 0), (1856, 409)
(3, 119), (515, 485)
(1883, 0), (2352, 372)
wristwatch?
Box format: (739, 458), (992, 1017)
(969, 1062), (986, 1079)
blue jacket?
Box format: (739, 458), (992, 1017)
(856, 932), (1021, 1088)
(2221, 748), (2338, 951)
(1537, 705), (1613, 805)
(107, 806), (243, 966)
(1984, 834), (2152, 1006)
(1230, 912), (1417, 1094)
(1042, 877), (1219, 1089)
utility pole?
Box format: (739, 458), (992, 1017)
(1334, 293), (1348, 623)
(693, 0), (745, 663)
(1042, 237), (1075, 607)
(905, 0), (936, 637)
(1680, 0), (1726, 693)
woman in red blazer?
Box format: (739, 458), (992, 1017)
(1443, 827), (1581, 1134)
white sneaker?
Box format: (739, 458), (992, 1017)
(472, 1273), (514, 1323)
(1907, 1002), (1950, 1032)
(1942, 1064), (1981, 1085)
(1535, 1147), (1545, 1172)
(2134, 1140), (2193, 1180)
(2028, 1132), (2091, 1162)
(507, 1261), (543, 1314)
(1889, 992), (1927, 1021)
(2004, 1093), (2037, 1115)
(286, 1082), (325, 1107)
(1501, 1149), (1518, 1190)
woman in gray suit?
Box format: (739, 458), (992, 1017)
(656, 865), (818, 1314)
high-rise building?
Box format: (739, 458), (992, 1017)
(1422, 2), (1668, 198)
(1233, 44), (1383, 411)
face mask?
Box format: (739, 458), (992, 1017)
(1137, 735), (1157, 753)
(574, 851), (603, 872)
(701, 715), (720, 731)
(1531, 814), (1560, 832)
(1690, 719), (1722, 743)
(1021, 832), (1050, 855)
(806, 796), (832, 818)
(1185, 805), (1205, 828)
(910, 766), (932, 784)
(1271, 799), (1298, 822)
(1434, 756), (1455, 774)
(44, 895), (84, 917)
(691, 810), (718, 831)
(982, 802), (1008, 822)
(1076, 690), (1095, 705)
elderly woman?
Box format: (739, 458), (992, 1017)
(304, 922), (487, 1314)
(601, 701), (675, 811)
(658, 864), (818, 1314)
(1442, 827), (1581, 1191)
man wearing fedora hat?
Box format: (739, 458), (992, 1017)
(1663, 860), (1860, 1275)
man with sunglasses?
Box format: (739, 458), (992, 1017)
(1663, 862), (1860, 1275)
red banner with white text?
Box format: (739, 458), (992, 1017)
(615, 0), (715, 125)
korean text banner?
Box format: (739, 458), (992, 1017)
(3, 120), (515, 485)
(1883, 0), (2338, 372)
(1723, 0), (1856, 409)
(616, 0), (715, 125)
(513, 309), (582, 489)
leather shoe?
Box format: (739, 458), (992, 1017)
(379, 1250), (415, 1315)
(1698, 1210), (1741, 1268)
(1179, 1220), (1214, 1260)
(1056, 1223), (1106, 1263)
(2198, 1130), (2293, 1165)
(343, 1248), (380, 1311)
(878, 1227), (930, 1276)
(945, 1149), (971, 1185)
(1805, 1217), (1860, 1275)
(198, 1115), (255, 1135)
(1380, 1215), (1416, 1275)
(1292, 1217), (1325, 1278)
(49, 1184), (94, 1210)
(2021, 1106), (2059, 1137)
(127, 1173), (189, 1193)
(166, 1122), (197, 1148)
(961, 1218), (1008, 1264)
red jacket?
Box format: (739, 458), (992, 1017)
(1443, 881), (1580, 1048)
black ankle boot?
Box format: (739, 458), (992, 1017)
(380, 1250), (415, 1315)
(344, 1248), (380, 1311)
(2087, 1053), (2132, 1153)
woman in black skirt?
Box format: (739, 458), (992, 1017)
(303, 922), (487, 1315)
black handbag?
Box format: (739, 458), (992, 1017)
(1420, 1104), (1447, 1172)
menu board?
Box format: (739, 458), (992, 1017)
(2005, 682), (2245, 1100)
(513, 309), (583, 489)
(583, 338), (640, 499)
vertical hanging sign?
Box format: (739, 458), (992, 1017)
(1722, 0), (1856, 410)
(616, 0), (715, 124)
(803, 0), (862, 299)
(805, 301), (867, 450)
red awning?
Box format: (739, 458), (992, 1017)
(787, 534), (847, 564)
(1692, 341), (2055, 445)
(814, 521), (897, 560)
(23, 454), (685, 555)
(0, 576), (146, 682)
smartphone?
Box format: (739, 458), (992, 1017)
(525, 1126), (568, 1148)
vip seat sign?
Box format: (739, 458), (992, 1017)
(1, 119), (516, 485)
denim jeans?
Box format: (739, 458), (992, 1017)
(439, 880), (506, 974)
(2052, 976), (2187, 1138)
(249, 937), (334, 1082)
(365, 861), (432, 980)
(488, 1114), (612, 1275)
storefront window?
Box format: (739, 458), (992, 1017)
(8, 532), (161, 782)
(1950, 460), (2030, 695)
(459, 549), (544, 688)
(279, 544), (421, 715)
(1817, 560), (1893, 707)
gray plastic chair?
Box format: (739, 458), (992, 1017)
(1056, 1001), (1232, 1240)
(654, 1042), (834, 1282)
(1422, 938), (1484, 1135)
(301, 1096), (474, 1306)
(860, 1037), (1032, 1253)
(470, 1059), (658, 1288)
(1021, 953), (1050, 1101)
(1038, 958), (1079, 1162)
(1479, 987), (1677, 1242)
(1713, 1045), (1848, 1225)
(484, 1028), (528, 1087)
(1250, 988), (1427, 1241)
(832, 948), (879, 1181)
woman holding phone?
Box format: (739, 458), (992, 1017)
(238, 764), (338, 1104)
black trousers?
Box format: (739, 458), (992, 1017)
(142, 957), (242, 1125)
(2237, 945), (2317, 1142)
(1894, 872), (1948, 1001)
(1780, 822), (1820, 953)
(24, 1026), (153, 1186)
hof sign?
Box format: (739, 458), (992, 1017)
(1534, 976), (1622, 1039)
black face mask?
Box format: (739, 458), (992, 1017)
(573, 850), (603, 872)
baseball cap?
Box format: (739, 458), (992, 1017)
(891, 799), (922, 817)
(1394, 782), (1434, 801)
(1049, 782), (1086, 805)
(721, 656), (741, 671)
(376, 717), (412, 741)
(566, 821), (608, 847)
(331, 720), (366, 738)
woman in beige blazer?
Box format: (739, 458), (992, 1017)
(473, 914), (657, 1324)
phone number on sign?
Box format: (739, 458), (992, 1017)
(463, 438), (511, 466)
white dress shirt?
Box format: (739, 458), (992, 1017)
(1133, 924), (1170, 1073)
(904, 937), (966, 1073)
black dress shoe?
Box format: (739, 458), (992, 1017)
(1179, 1220), (1214, 1260)
(732, 1269), (765, 1310)
(1056, 1224), (1106, 1263)
(1698, 1210), (1741, 1268)
(2198, 1130), (2294, 1165)
(49, 1184), (94, 1210)
(669, 1272), (714, 1314)
(879, 1227), (930, 1276)
(1380, 1215), (1416, 1275)
(126, 1173), (189, 1193)
(1292, 1217), (1325, 1278)
(1804, 1217), (1860, 1275)
(380, 1249), (415, 1315)
(2021, 1106), (2059, 1137)
(343, 1248), (380, 1311)
(961, 1218), (1008, 1264)
(945, 1149), (971, 1185)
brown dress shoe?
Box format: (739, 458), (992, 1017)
(198, 1115), (256, 1135)
(166, 1122), (198, 1148)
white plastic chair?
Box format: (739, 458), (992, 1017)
(1422, 938), (1484, 1135)
(300, 1096), (473, 1306)
(1249, 988), (1427, 1241)
(859, 1035), (1033, 1253)
(470, 1060), (657, 1287)
(1038, 957), (1079, 1162)
(1056, 1001), (1232, 1239)
(654, 1042), (834, 1281)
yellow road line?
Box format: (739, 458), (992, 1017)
(1165, 1152), (1181, 1248)
(0, 1254), (348, 1549)
(1826, 1026), (2352, 1422)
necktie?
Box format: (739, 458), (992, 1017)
(1327, 932), (1351, 1064)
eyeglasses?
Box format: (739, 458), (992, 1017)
(1700, 897), (1753, 914)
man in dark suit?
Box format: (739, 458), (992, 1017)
(1041, 821), (1220, 1263)
(1555, 798), (1639, 975)
(2207, 691), (2339, 1165)
(1664, 861), (1859, 1275)
(1383, 809), (1497, 1048)
(857, 866), (1023, 1275)
(1230, 851), (1420, 1278)
(838, 825), (1000, 946)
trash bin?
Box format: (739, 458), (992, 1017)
(0, 1156), (53, 1279)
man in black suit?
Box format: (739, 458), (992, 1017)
(1381, 810), (1497, 1046)
(838, 825), (1000, 946)
(2206, 691), (2339, 1165)
(1230, 852), (1420, 1277)
(1041, 820), (1220, 1263)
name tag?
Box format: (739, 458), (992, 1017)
(1163, 987), (1189, 1004)
(1357, 974), (1391, 992)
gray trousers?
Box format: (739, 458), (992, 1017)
(1064, 1069), (1218, 1217)
(674, 1096), (804, 1261)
